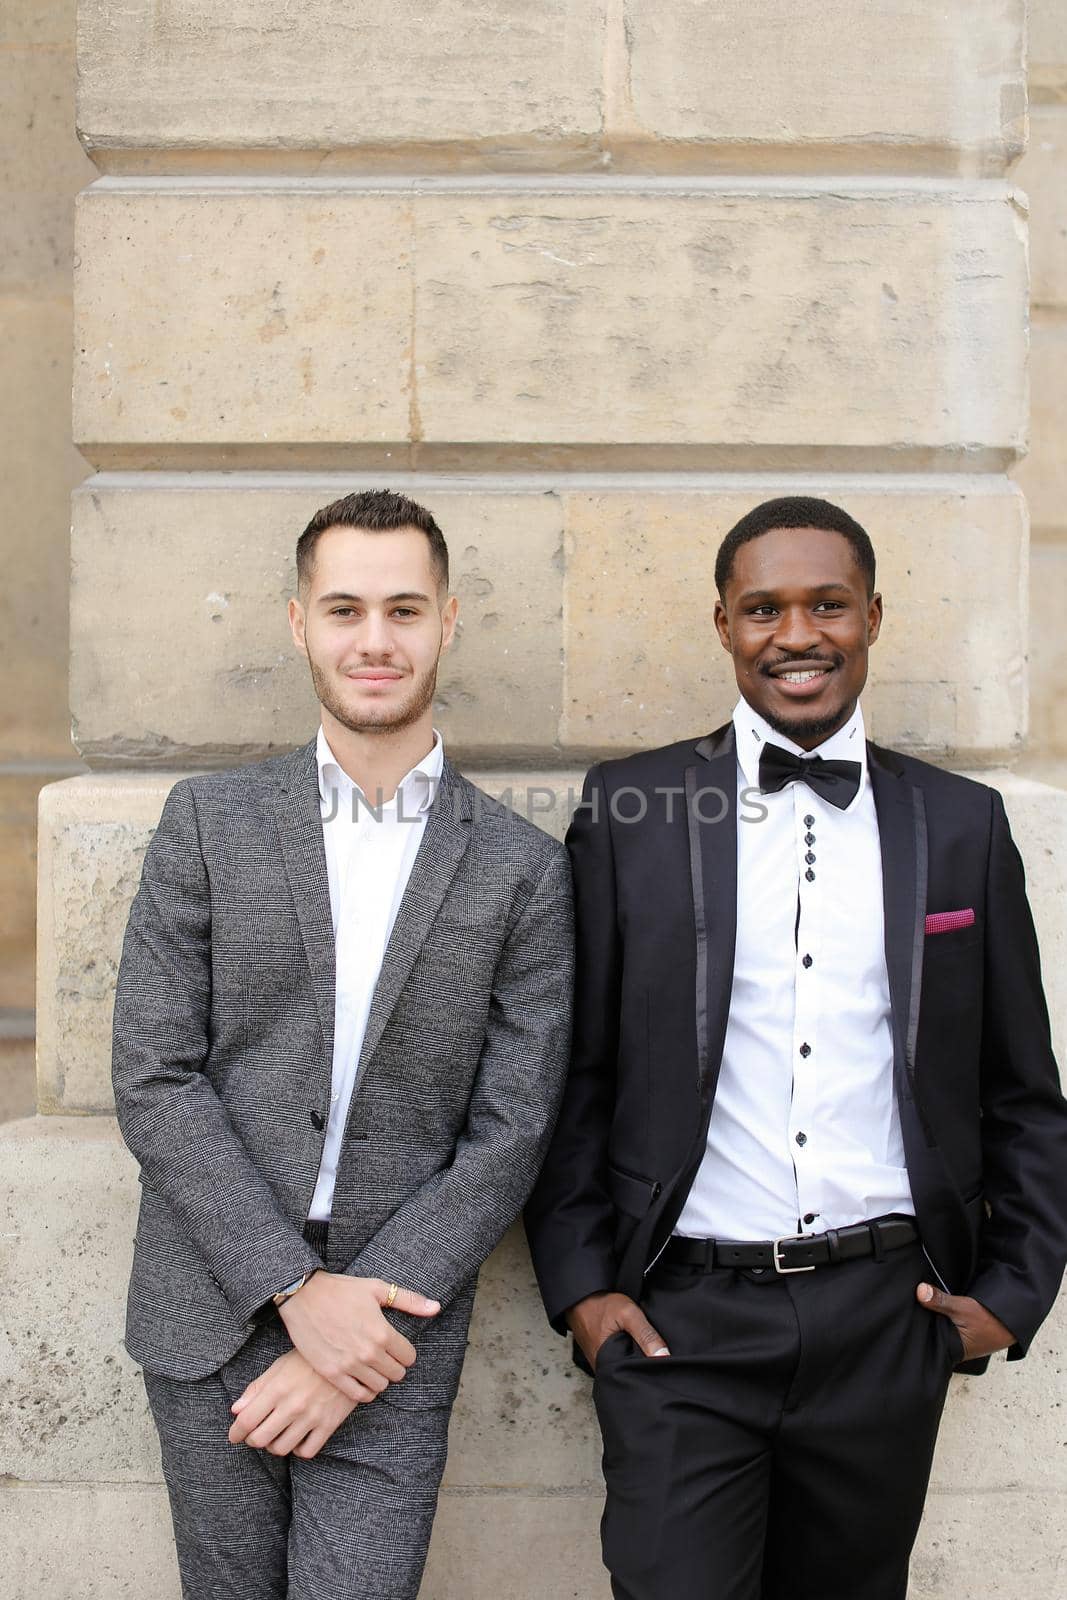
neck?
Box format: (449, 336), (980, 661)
(320, 708), (436, 803)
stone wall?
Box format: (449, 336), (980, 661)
(1, 3), (1065, 1595)
(1017, 4), (1067, 768)
(0, 0), (92, 1110)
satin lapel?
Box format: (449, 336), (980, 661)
(685, 726), (738, 1112)
(868, 746), (927, 1096)
(354, 761), (472, 1081)
(270, 737), (336, 1065)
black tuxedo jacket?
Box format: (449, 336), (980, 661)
(526, 724), (1067, 1374)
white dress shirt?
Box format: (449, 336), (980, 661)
(307, 724), (445, 1222)
(675, 698), (914, 1242)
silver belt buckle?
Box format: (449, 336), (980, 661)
(772, 1233), (817, 1275)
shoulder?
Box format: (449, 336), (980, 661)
(453, 770), (569, 875)
(167, 742), (313, 820)
(588, 732), (725, 794)
(869, 743), (998, 822)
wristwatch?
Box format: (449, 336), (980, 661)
(272, 1270), (317, 1309)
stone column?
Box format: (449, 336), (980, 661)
(1, 4), (1064, 1594)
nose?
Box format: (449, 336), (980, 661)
(360, 609), (394, 658)
(772, 605), (821, 654)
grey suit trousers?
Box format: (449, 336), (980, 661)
(144, 1316), (452, 1600)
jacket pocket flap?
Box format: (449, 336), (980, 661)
(607, 1163), (661, 1219)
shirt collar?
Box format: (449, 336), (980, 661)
(732, 697), (868, 796)
(316, 724), (444, 816)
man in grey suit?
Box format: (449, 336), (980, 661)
(112, 489), (574, 1600)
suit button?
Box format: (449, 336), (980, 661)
(310, 1110), (325, 1131)
(804, 814), (815, 827)
(802, 954), (813, 968)
(795, 1131), (808, 1147)
(804, 851), (816, 865)
(804, 832), (815, 846)
(803, 1213), (816, 1225)
(805, 868), (815, 882)
(799, 1043), (811, 1058)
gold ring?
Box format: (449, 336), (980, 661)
(386, 1283), (399, 1308)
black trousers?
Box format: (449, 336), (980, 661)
(593, 1240), (962, 1600)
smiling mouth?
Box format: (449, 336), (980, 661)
(774, 667), (833, 685)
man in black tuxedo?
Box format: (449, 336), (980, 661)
(525, 497), (1067, 1600)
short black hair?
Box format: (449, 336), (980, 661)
(714, 496), (876, 598)
(296, 489), (449, 595)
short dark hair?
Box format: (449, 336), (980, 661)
(714, 496), (876, 598)
(296, 489), (449, 595)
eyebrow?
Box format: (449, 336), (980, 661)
(317, 590), (433, 605)
(736, 582), (853, 603)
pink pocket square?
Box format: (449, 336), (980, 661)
(925, 908), (975, 936)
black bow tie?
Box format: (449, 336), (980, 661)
(758, 743), (862, 810)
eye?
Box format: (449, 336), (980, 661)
(749, 604), (778, 617)
(392, 607), (419, 619)
(814, 601), (845, 613)
(331, 607), (355, 618)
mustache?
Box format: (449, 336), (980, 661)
(760, 653), (841, 675)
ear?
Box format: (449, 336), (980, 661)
(440, 593), (460, 652)
(713, 597), (732, 654)
(867, 592), (883, 646)
(288, 596), (308, 655)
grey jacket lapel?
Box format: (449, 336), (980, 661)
(270, 736), (337, 1064)
(355, 759), (473, 1079)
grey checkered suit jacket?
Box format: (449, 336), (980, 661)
(112, 735), (574, 1404)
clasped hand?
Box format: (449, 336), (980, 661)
(230, 1272), (440, 1460)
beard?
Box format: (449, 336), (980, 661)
(762, 699), (855, 746)
(307, 651), (440, 736)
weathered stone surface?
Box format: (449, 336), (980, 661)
(1030, 540), (1067, 757)
(69, 482), (563, 765)
(0, 1118), (153, 1483)
(623, 1), (1025, 170)
(77, 1), (607, 171)
(0, 1038), (35, 1125)
(73, 188), (1027, 465)
(71, 478), (1026, 767)
(35, 776), (166, 1114)
(0, 295), (87, 763)
(0, 776), (46, 1013)
(1031, 0), (1067, 102)
(0, 42), (94, 291)
(1013, 319), (1067, 535)
(34, 771), (582, 1114)
(425, 1489), (609, 1597)
(910, 1490), (1067, 1596)
(562, 481), (1027, 761)
(0, 1483), (179, 1600)
(1016, 107), (1067, 308)
(75, 1), (1024, 175)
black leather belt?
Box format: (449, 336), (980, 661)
(664, 1216), (918, 1275)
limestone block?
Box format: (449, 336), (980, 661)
(35, 776), (166, 1115)
(1016, 107), (1067, 307)
(561, 481), (1027, 761)
(1013, 319), (1067, 535)
(0, 43), (93, 291)
(0, 1118), (155, 1484)
(1029, 540), (1067, 757)
(0, 294), (86, 762)
(73, 188), (1027, 465)
(0, 775), (45, 1012)
(0, 1484), (179, 1600)
(4, 0), (74, 48)
(910, 1490), (1067, 1597)
(76, 1), (607, 171)
(69, 483), (564, 765)
(1031, 0), (1067, 103)
(622, 1), (1025, 170)
(34, 772), (583, 1114)
(72, 190), (412, 462)
(71, 478), (1024, 768)
(75, 1), (1023, 175)
(413, 188), (1026, 457)
(424, 1490), (609, 1598)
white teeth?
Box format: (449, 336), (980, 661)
(779, 669), (828, 683)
